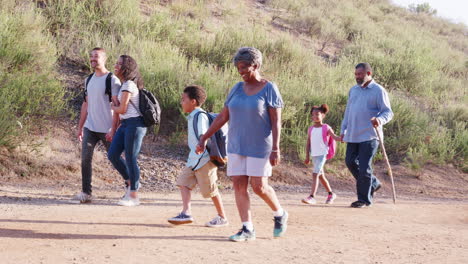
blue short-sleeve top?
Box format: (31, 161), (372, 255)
(224, 81), (284, 158)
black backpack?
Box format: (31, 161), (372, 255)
(129, 88), (161, 127)
(83, 72), (113, 102)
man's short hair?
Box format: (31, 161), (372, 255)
(184, 85), (207, 106)
(355, 62), (372, 72)
(90, 47), (106, 56)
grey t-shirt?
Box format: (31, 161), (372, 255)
(84, 73), (121, 133)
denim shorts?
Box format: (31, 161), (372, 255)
(311, 155), (327, 174)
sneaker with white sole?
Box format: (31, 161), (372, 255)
(122, 185), (131, 199)
(229, 226), (256, 242)
(205, 215), (229, 228)
(168, 212), (194, 225)
(301, 195), (317, 205)
(74, 192), (92, 203)
(117, 197), (140, 206)
(273, 211), (289, 237)
(326, 193), (337, 204)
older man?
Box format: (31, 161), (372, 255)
(341, 63), (393, 208)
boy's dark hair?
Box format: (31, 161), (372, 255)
(355, 62), (372, 72)
(311, 104), (329, 114)
(184, 85), (207, 106)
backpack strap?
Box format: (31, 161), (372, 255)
(129, 99), (142, 117)
(105, 72), (113, 102)
(83, 72), (113, 102)
(307, 126), (313, 138)
(192, 111), (209, 171)
(83, 73), (93, 102)
(321, 124), (329, 144)
(193, 111), (202, 140)
(323, 124), (337, 160)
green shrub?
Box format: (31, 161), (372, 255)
(0, 3), (64, 148)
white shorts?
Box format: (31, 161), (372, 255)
(227, 153), (272, 177)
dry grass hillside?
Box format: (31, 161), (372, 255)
(0, 0), (467, 199)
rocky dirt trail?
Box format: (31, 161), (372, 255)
(0, 186), (467, 264)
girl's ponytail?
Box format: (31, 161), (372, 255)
(311, 104), (330, 114)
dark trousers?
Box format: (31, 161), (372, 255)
(81, 127), (110, 195)
(345, 140), (381, 205)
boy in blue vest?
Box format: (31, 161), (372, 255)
(168, 85), (228, 227)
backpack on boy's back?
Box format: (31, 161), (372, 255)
(193, 111), (228, 170)
(307, 124), (336, 160)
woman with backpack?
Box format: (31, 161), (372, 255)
(196, 47), (288, 241)
(107, 55), (147, 206)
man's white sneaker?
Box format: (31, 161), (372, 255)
(205, 215), (229, 227)
(117, 197), (140, 206)
(74, 192), (92, 203)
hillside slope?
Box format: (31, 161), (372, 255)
(0, 0), (467, 184)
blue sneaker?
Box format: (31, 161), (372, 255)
(229, 226), (256, 242)
(273, 211), (288, 237)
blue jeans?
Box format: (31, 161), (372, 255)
(108, 117), (147, 191)
(345, 140), (381, 205)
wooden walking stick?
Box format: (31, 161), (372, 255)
(374, 127), (397, 204)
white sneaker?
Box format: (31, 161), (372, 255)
(74, 192), (92, 203)
(122, 185), (131, 199)
(205, 215), (229, 228)
(117, 197), (140, 206)
(301, 196), (317, 205)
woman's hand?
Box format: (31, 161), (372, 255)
(105, 129), (116, 142)
(304, 157), (310, 165)
(270, 150), (281, 166)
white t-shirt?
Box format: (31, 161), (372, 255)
(310, 127), (329, 156)
(84, 73), (121, 133)
(118, 80), (141, 120)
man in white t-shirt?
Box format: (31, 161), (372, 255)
(75, 47), (121, 203)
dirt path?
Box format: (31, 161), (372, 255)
(0, 186), (467, 264)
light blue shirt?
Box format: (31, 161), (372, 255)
(225, 81), (284, 158)
(186, 108), (210, 170)
(341, 80), (393, 143)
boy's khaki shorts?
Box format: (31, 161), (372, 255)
(176, 161), (219, 198)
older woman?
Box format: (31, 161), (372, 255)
(107, 55), (147, 206)
(196, 47), (288, 241)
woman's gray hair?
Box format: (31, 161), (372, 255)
(233, 47), (263, 69)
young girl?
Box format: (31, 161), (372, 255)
(303, 104), (341, 205)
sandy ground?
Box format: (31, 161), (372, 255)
(0, 186), (467, 264)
